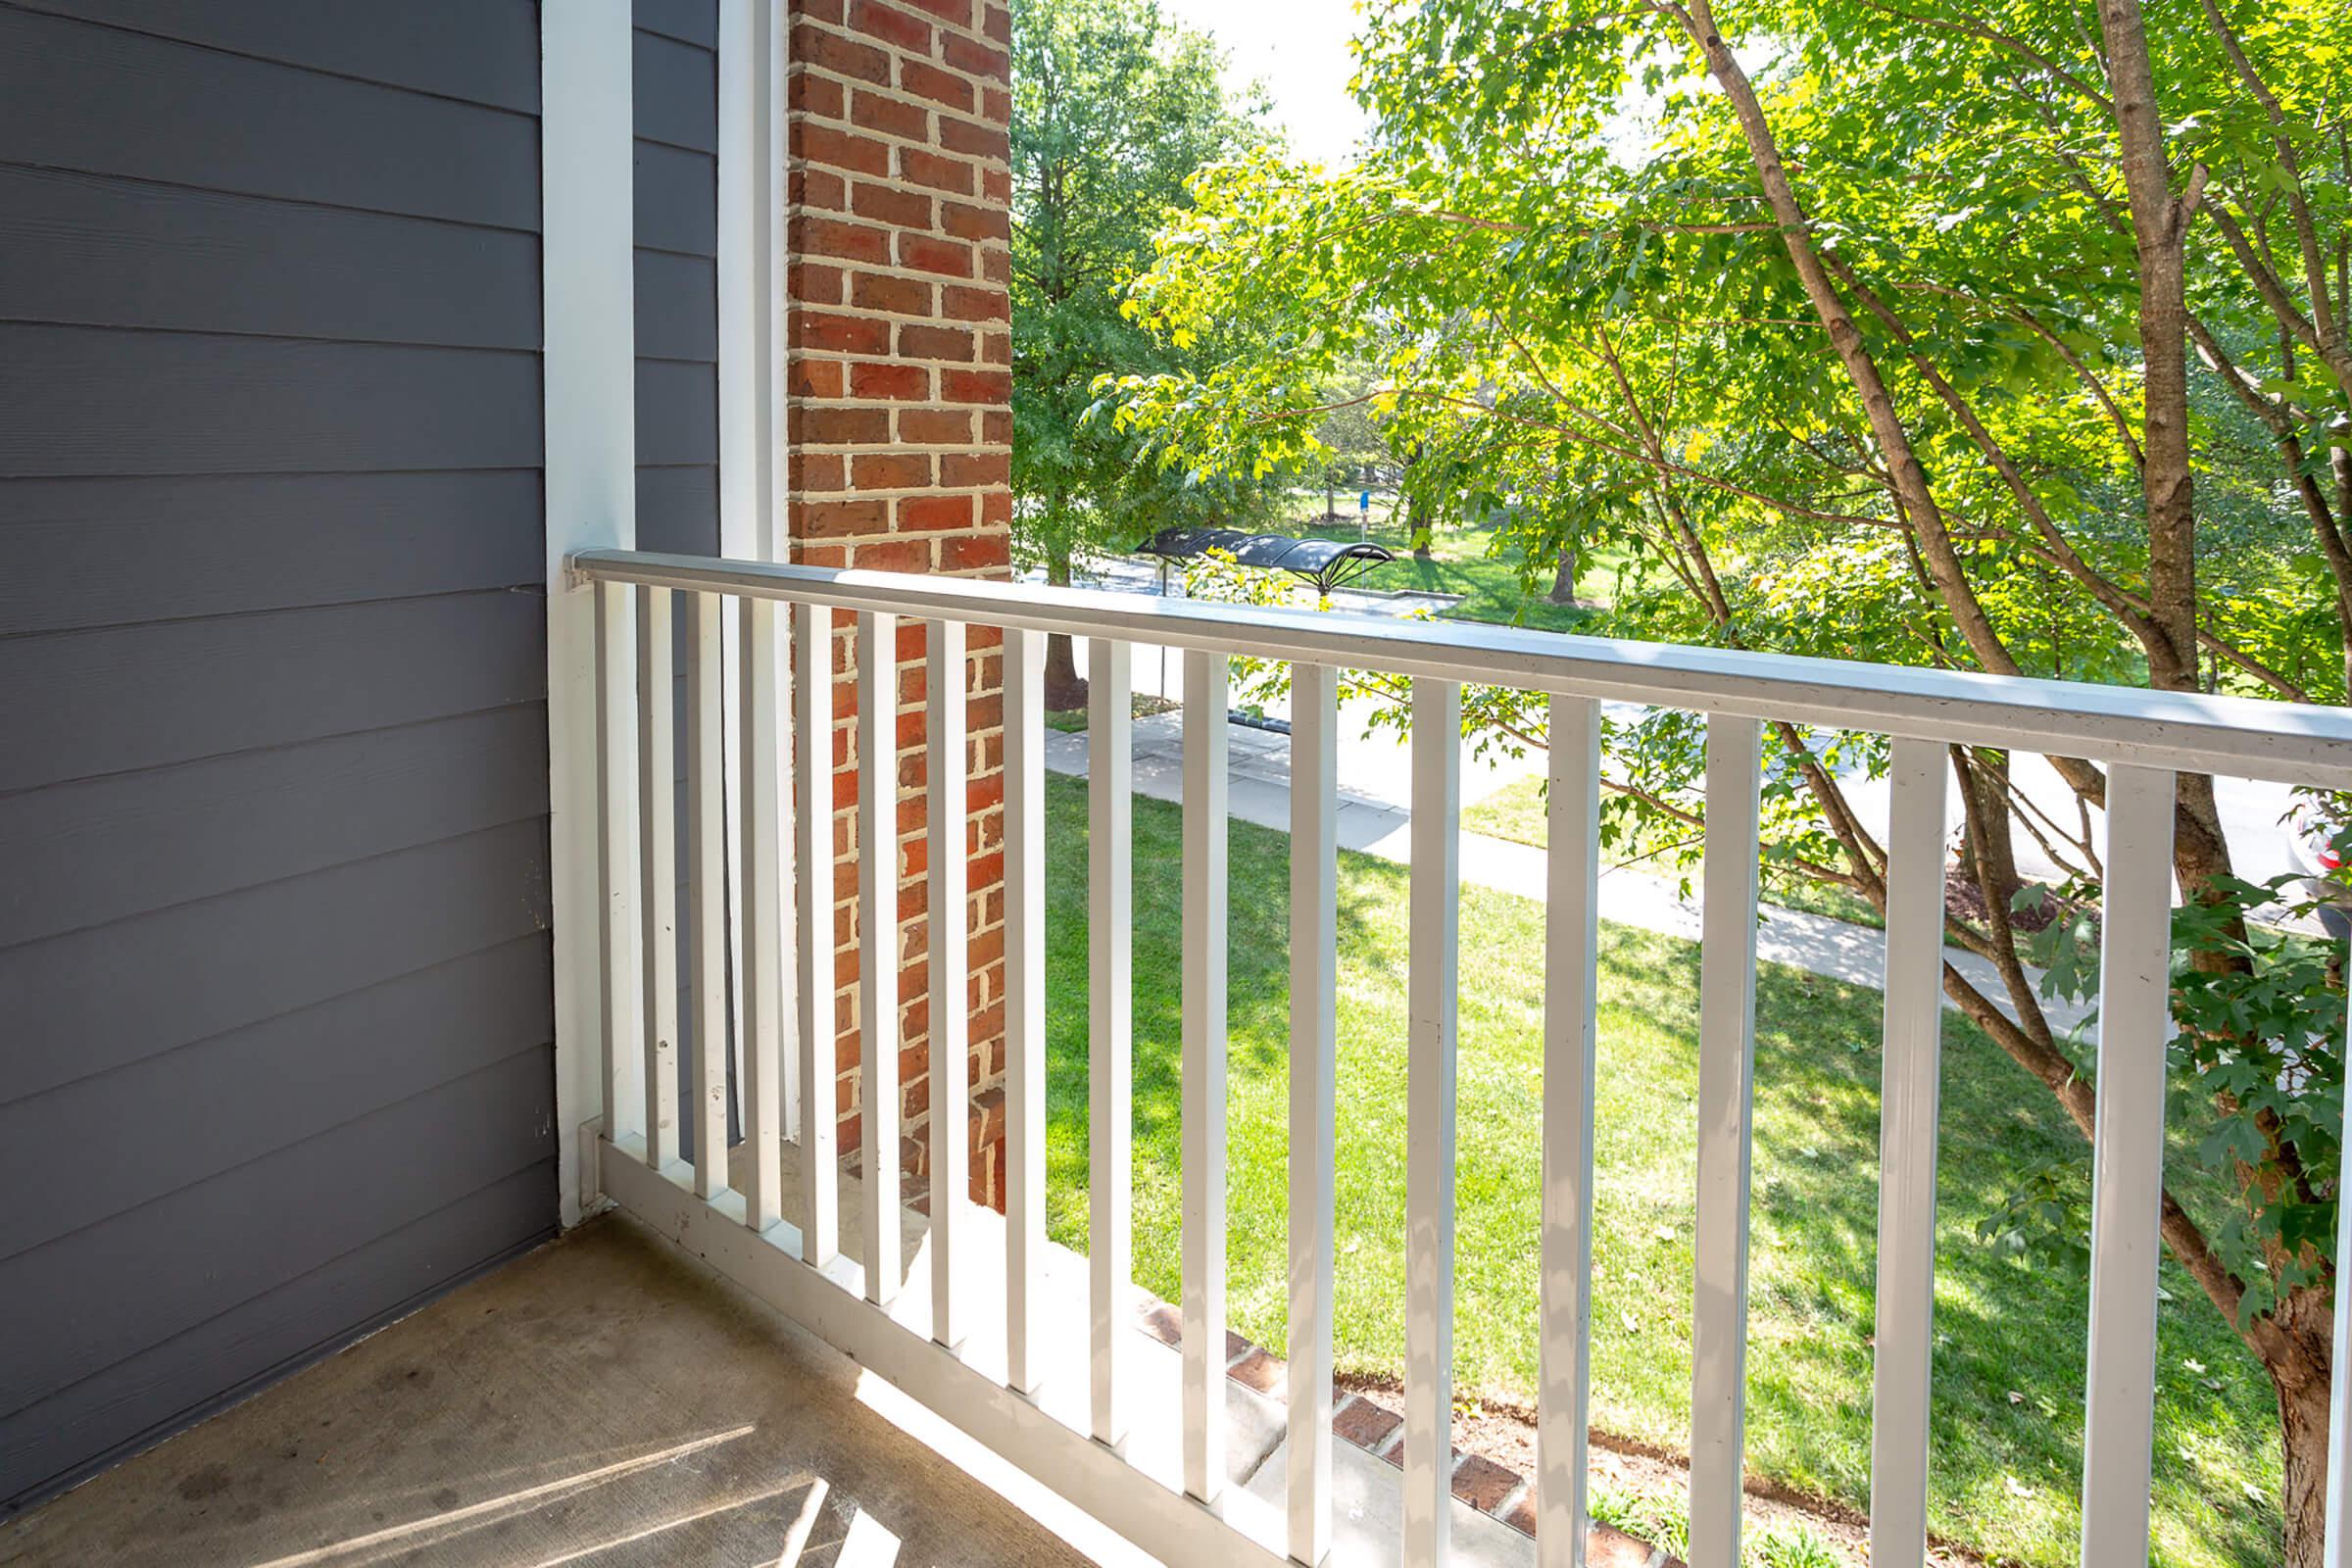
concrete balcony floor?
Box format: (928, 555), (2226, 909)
(3, 1128), (1550, 1568)
(0, 1214), (1096, 1568)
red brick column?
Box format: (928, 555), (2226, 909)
(786, 0), (1013, 1208)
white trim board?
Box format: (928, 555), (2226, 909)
(543, 0), (637, 1228)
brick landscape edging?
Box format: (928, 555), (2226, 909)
(1132, 1296), (1687, 1568)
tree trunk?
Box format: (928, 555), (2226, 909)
(2100, 0), (2203, 701)
(2090, 12), (2339, 1557)
(1043, 547), (1088, 710)
(1961, 751), (2024, 911)
(1406, 444), (1432, 559)
(2270, 1281), (2334, 1568)
(1547, 538), (1581, 605)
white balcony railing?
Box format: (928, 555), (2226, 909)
(564, 546), (2352, 1568)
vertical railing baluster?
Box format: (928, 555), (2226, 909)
(1181, 649), (1229, 1502)
(2080, 763), (2177, 1568)
(859, 612), (903, 1303)
(1869, 736), (1949, 1563)
(1689, 712), (1762, 1568)
(740, 596), (785, 1229)
(795, 601), (839, 1266)
(1539, 695), (1600, 1568)
(595, 580), (643, 1157)
(1091, 637), (1134, 1442)
(1288, 661), (1339, 1567)
(1004, 627), (1048, 1393)
(687, 591), (729, 1200)
(637, 586), (679, 1169)
(929, 618), (971, 1348)
(1404, 678), (1462, 1565)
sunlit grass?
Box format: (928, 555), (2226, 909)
(1460, 774), (1886, 930)
(1036, 773), (2281, 1567)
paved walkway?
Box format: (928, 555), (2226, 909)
(1046, 708), (2096, 1039)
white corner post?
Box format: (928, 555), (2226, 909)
(544, 0), (635, 1228)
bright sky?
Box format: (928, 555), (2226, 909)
(1157, 0), (1371, 167)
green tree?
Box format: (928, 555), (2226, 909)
(1111, 0), (2352, 1558)
(1011, 0), (1268, 706)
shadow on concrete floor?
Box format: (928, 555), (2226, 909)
(0, 1215), (1093, 1568)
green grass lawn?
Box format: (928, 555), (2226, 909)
(1036, 772), (2280, 1568)
(1461, 775), (1886, 931)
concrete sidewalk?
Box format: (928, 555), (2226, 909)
(1047, 708), (2096, 1040)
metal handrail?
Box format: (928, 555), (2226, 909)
(569, 548), (2352, 787)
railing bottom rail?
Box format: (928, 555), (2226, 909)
(595, 1135), (1292, 1568)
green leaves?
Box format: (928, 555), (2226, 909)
(1094, 0), (2352, 1365)
(1011, 0), (1280, 561)
(2004, 836), (2352, 1320)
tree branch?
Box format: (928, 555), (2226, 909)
(1856, 0), (2113, 114)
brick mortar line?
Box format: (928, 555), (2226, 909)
(783, 153), (987, 191)
(786, 156), (1006, 201)
(792, 289), (1016, 320)
(790, 102), (1012, 168)
(789, 212), (1005, 241)
(788, 429), (1013, 446)
(788, 74), (1009, 146)
(786, 212), (1007, 235)
(788, 488), (1007, 505)
(793, 180), (1014, 220)
(785, 460), (1012, 470)
(782, 445), (1013, 458)
(786, 403), (1007, 416)
(787, 221), (1010, 255)
(794, 4), (1007, 53)
(790, 355), (1014, 375)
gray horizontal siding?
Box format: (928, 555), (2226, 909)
(2, 817), (552, 1107)
(632, 2), (717, 537)
(0, 166), (540, 349)
(0, 705), (549, 949)
(5, 0), (541, 113)
(637, 466), (722, 555)
(0, 0), (554, 1512)
(0, 1162), (553, 1523)
(0, 1048), (558, 1418)
(636, 247), (719, 363)
(634, 0), (717, 49)
(0, 590), (546, 791)
(0, 6), (537, 228)
(0, 937), (554, 1261)
(0, 325), (540, 478)
(637, 357), (722, 469)
(633, 138), (717, 258)
(0, 469), (542, 637)
(635, 27), (720, 153)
